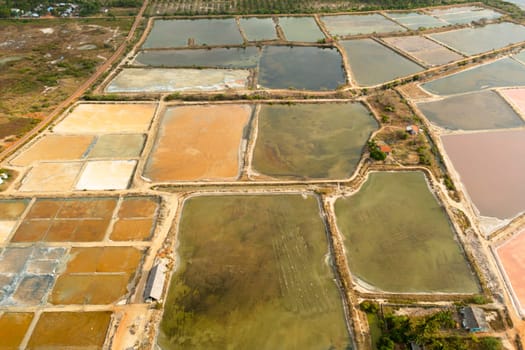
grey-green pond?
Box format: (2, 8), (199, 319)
(421, 58), (525, 95)
(142, 19), (243, 48)
(134, 47), (260, 68)
(240, 17), (277, 41)
(321, 14), (405, 36)
(429, 22), (525, 56)
(335, 171), (480, 293)
(258, 46), (345, 90)
(159, 194), (351, 350)
(252, 103), (378, 179)
(385, 12), (447, 30)
(417, 90), (524, 130)
(278, 17), (325, 42)
(429, 6), (501, 25)
(341, 39), (424, 86)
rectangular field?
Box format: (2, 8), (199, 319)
(496, 229), (525, 315)
(417, 90), (524, 130)
(383, 36), (462, 66)
(341, 38), (423, 86)
(19, 162), (83, 192)
(500, 88), (525, 117)
(321, 14), (405, 36)
(441, 130), (525, 220)
(142, 19), (244, 48)
(429, 22), (525, 56)
(334, 171), (479, 293)
(428, 6), (502, 24)
(75, 160), (137, 190)
(278, 17), (325, 42)
(258, 46), (345, 90)
(421, 58), (525, 96)
(106, 68), (250, 93)
(252, 103), (377, 179)
(53, 103), (156, 134)
(10, 135), (94, 166)
(159, 194), (350, 350)
(384, 12), (447, 30)
(144, 104), (251, 182)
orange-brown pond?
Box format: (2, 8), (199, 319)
(144, 104), (251, 181)
(27, 312), (112, 349)
(0, 312), (33, 348)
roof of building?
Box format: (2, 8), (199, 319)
(379, 144), (392, 153)
(462, 306), (488, 331)
(144, 262), (167, 301)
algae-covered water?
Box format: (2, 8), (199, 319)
(159, 194), (351, 350)
(252, 103), (377, 179)
(335, 171), (480, 293)
(258, 46), (345, 90)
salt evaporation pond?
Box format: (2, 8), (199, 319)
(321, 14), (405, 36)
(417, 90), (524, 130)
(385, 12), (447, 30)
(429, 6), (501, 25)
(159, 194), (351, 350)
(383, 36), (462, 66)
(142, 18), (244, 48)
(144, 104), (251, 181)
(240, 17), (277, 41)
(429, 22), (525, 56)
(341, 39), (423, 86)
(106, 68), (250, 93)
(252, 103), (377, 179)
(421, 58), (525, 95)
(134, 47), (260, 68)
(335, 171), (479, 293)
(258, 46), (345, 90)
(442, 129), (525, 219)
(278, 17), (325, 42)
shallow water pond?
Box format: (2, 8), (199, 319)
(335, 171), (480, 293)
(159, 194), (350, 350)
(258, 46), (345, 90)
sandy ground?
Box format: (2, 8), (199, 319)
(10, 135), (94, 166)
(75, 160), (137, 191)
(19, 162), (83, 192)
(53, 103), (157, 134)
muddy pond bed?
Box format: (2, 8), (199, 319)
(159, 194), (350, 350)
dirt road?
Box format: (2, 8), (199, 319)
(0, 0), (149, 163)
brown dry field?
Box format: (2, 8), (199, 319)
(19, 162), (82, 192)
(0, 312), (33, 348)
(53, 103), (156, 134)
(26, 198), (116, 219)
(26, 311), (112, 349)
(497, 229), (525, 315)
(144, 104), (251, 181)
(111, 218), (155, 241)
(0, 200), (28, 220)
(51, 273), (131, 305)
(66, 247), (142, 273)
(11, 218), (110, 242)
(119, 197), (158, 218)
(10, 135), (94, 166)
